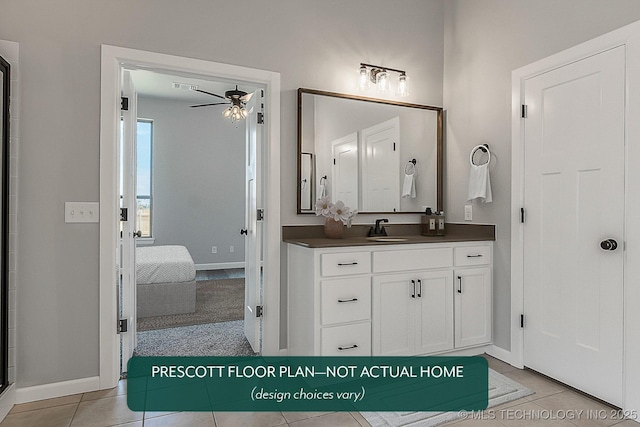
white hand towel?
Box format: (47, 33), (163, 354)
(467, 163), (492, 203)
(402, 173), (416, 198)
(319, 183), (327, 198)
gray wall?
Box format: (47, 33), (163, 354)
(137, 96), (245, 266)
(5, 0), (640, 390)
(442, 0), (640, 350)
(0, 0), (444, 387)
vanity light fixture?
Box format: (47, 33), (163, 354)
(359, 63), (409, 97)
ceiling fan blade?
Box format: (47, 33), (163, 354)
(190, 102), (229, 108)
(240, 92), (254, 102)
(194, 88), (226, 100)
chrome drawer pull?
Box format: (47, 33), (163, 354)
(467, 254), (483, 258)
(337, 262), (358, 266)
(337, 298), (358, 303)
(338, 344), (359, 351)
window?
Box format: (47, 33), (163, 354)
(136, 120), (153, 238)
(120, 119), (153, 238)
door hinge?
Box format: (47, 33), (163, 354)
(257, 112), (264, 124)
(520, 208), (525, 223)
(119, 318), (128, 333)
(520, 314), (525, 328)
(120, 207), (128, 222)
(256, 305), (263, 318)
(257, 209), (264, 221)
(121, 97), (129, 111)
(521, 104), (527, 118)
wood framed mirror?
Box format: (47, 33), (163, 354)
(0, 54), (10, 394)
(297, 88), (443, 214)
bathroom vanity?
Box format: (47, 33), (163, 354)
(285, 224), (494, 357)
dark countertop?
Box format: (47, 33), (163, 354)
(283, 223), (495, 248)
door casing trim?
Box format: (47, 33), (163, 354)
(99, 45), (281, 389)
(511, 19), (640, 414)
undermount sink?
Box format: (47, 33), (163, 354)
(366, 237), (409, 242)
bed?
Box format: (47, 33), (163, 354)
(136, 245), (197, 318)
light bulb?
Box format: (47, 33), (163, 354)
(397, 73), (408, 97)
(358, 65), (368, 90)
(223, 107), (232, 118)
(377, 71), (388, 94)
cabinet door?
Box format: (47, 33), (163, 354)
(372, 273), (417, 356)
(415, 270), (454, 354)
(454, 267), (492, 348)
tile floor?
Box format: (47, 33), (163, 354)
(2, 355), (636, 427)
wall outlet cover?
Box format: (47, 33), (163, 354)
(464, 204), (473, 221)
(65, 202), (100, 223)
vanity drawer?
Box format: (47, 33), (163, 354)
(321, 322), (371, 356)
(321, 277), (371, 326)
(454, 245), (491, 266)
(373, 247), (453, 273)
(321, 252), (371, 277)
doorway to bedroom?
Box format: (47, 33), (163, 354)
(119, 68), (264, 364)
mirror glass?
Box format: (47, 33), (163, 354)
(297, 88), (442, 214)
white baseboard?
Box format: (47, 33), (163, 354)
(195, 262), (245, 271)
(15, 376), (100, 404)
(0, 384), (15, 423)
(487, 344), (520, 368)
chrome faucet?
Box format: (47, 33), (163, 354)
(368, 218), (389, 237)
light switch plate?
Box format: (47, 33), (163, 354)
(65, 202), (100, 223)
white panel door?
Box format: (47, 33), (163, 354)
(523, 46), (625, 405)
(244, 90), (263, 353)
(120, 70), (138, 369)
(361, 117), (400, 212)
(331, 132), (358, 208)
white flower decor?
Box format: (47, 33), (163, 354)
(315, 197), (358, 228)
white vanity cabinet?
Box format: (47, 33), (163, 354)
(287, 241), (492, 357)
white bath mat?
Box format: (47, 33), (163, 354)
(361, 368), (534, 427)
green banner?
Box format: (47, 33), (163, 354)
(127, 356), (488, 412)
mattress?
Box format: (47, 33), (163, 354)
(136, 245), (196, 285)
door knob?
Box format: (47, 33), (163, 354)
(133, 230), (142, 238)
(240, 229), (248, 235)
(600, 239), (618, 251)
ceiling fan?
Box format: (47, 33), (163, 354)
(190, 85), (253, 121)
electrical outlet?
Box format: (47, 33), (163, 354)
(464, 204), (473, 221)
(229, 245), (234, 253)
(211, 246), (217, 254)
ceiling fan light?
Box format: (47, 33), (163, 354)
(223, 107), (232, 118)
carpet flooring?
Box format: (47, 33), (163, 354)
(134, 320), (255, 356)
(361, 368), (534, 427)
(137, 278), (244, 331)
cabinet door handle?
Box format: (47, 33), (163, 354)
(411, 279), (416, 298)
(457, 275), (462, 294)
(467, 254), (483, 258)
(337, 298), (358, 303)
(338, 344), (359, 351)
(417, 279), (422, 298)
(337, 262), (358, 266)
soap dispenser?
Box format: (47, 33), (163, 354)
(436, 211), (446, 236)
(421, 207), (437, 236)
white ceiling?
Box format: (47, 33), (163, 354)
(128, 68), (260, 103)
